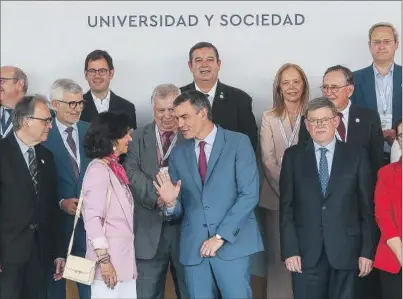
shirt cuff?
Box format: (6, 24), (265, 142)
(59, 199), (64, 209)
(91, 236), (109, 249)
(164, 202), (177, 216)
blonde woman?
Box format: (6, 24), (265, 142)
(260, 63), (310, 299)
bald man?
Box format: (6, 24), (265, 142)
(0, 66), (28, 138)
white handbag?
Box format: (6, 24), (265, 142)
(63, 163), (112, 285)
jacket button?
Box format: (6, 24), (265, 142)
(203, 224), (207, 227)
(322, 206), (326, 210)
(204, 206), (209, 210)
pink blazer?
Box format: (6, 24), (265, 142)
(82, 159), (137, 282)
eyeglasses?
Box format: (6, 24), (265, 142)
(371, 39), (395, 46)
(306, 116), (335, 126)
(57, 100), (85, 109)
(86, 68), (109, 76)
(28, 116), (53, 126)
(320, 84), (349, 93)
(0, 77), (18, 84)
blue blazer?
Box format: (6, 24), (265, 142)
(351, 64), (402, 127)
(168, 126), (264, 266)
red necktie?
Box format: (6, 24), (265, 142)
(198, 141), (207, 184)
(162, 131), (173, 154)
(337, 112), (346, 142)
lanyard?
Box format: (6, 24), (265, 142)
(155, 125), (177, 166)
(376, 76), (392, 114)
(278, 114), (301, 148)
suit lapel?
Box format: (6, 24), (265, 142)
(325, 141), (344, 198)
(83, 91), (98, 119)
(392, 65), (402, 125)
(204, 126), (225, 184)
(211, 81), (227, 121)
(347, 105), (360, 144)
(143, 123), (159, 170)
(363, 66), (378, 112)
(108, 91), (119, 112)
(304, 141), (324, 202)
(185, 140), (202, 193)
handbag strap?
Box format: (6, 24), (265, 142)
(66, 159), (112, 257)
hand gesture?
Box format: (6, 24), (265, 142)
(153, 171), (181, 207)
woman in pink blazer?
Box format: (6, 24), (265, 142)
(82, 112), (137, 298)
(259, 63), (310, 299)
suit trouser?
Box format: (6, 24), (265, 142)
(291, 248), (357, 299)
(184, 255), (251, 299)
(379, 269), (402, 299)
(0, 235), (47, 299)
(136, 222), (189, 299)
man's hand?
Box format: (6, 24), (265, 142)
(61, 198), (79, 216)
(358, 257), (373, 277)
(383, 129), (396, 145)
(200, 236), (224, 258)
(156, 197), (165, 210)
(54, 258), (66, 281)
(153, 171), (181, 207)
(285, 256), (302, 273)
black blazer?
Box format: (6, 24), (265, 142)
(81, 90), (137, 129)
(280, 140), (377, 270)
(180, 80), (258, 151)
(298, 104), (384, 177)
(0, 133), (62, 264)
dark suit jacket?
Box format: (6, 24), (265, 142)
(0, 133), (62, 265)
(81, 90), (137, 129)
(298, 104), (384, 177)
(42, 120), (91, 253)
(124, 123), (185, 259)
(351, 63), (402, 127)
(280, 140), (377, 270)
(180, 80), (258, 151)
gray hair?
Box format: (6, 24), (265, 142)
(369, 22), (399, 42)
(151, 83), (181, 105)
(173, 90), (212, 121)
(13, 67), (28, 94)
(13, 94), (48, 131)
(304, 96), (337, 119)
(323, 65), (354, 85)
(50, 78), (83, 101)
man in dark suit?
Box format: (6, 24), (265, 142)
(0, 66), (28, 138)
(0, 95), (65, 299)
(280, 96), (377, 299)
(180, 42), (258, 151)
(351, 22), (402, 165)
(42, 79), (91, 299)
(124, 84), (189, 299)
(299, 65), (384, 178)
(80, 49), (137, 129)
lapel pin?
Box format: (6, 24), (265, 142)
(355, 118), (360, 123)
(41, 159), (45, 164)
(219, 92), (224, 99)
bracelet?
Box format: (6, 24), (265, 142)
(97, 253), (111, 264)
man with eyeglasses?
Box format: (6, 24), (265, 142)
(42, 79), (91, 299)
(299, 65), (384, 178)
(280, 96), (377, 299)
(0, 66), (28, 138)
(80, 49), (137, 130)
(0, 95), (65, 299)
(351, 22), (402, 166)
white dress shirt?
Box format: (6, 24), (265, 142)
(313, 136), (337, 176)
(390, 140), (401, 163)
(195, 80), (218, 106)
(194, 125), (217, 163)
(1, 106), (13, 137)
(92, 90), (111, 113)
(14, 132), (34, 169)
(337, 100), (351, 142)
(55, 118), (81, 168)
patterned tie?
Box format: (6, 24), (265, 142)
(198, 141), (207, 184)
(1, 108), (12, 134)
(28, 148), (38, 193)
(319, 148), (329, 196)
(161, 131), (173, 167)
(337, 112), (346, 142)
(65, 127), (79, 179)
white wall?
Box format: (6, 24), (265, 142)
(1, 1), (401, 127)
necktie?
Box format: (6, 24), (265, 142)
(337, 112), (346, 142)
(28, 148), (38, 193)
(1, 108), (12, 133)
(318, 148), (329, 196)
(65, 127), (79, 179)
(161, 131), (174, 167)
(198, 141), (207, 184)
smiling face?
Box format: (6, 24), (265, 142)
(153, 95), (178, 132)
(85, 58), (114, 94)
(279, 66), (304, 104)
(52, 92), (84, 126)
(175, 100), (208, 139)
(188, 47), (221, 85)
(114, 129), (133, 156)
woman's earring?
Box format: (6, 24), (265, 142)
(113, 146), (117, 151)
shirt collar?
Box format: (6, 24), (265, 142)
(195, 125), (217, 148)
(195, 80), (218, 98)
(91, 90), (111, 102)
(14, 131), (33, 155)
(55, 118), (78, 135)
(373, 63), (395, 77)
(155, 124), (178, 137)
(339, 100), (351, 118)
(313, 136), (337, 154)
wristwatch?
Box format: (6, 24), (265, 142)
(215, 234), (222, 240)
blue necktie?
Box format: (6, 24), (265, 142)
(319, 148), (329, 196)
